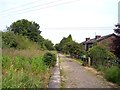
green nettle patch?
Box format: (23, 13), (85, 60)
(104, 66), (120, 85)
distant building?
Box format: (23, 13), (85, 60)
(82, 33), (117, 51)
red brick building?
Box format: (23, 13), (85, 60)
(82, 33), (117, 51)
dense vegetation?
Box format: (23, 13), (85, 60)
(55, 34), (85, 59)
(55, 32), (120, 85)
(88, 44), (120, 85)
(2, 19), (56, 88)
(5, 19), (54, 50)
(2, 49), (56, 88)
(7, 19), (42, 43)
(2, 49), (49, 88)
(2, 19), (120, 87)
(2, 32), (40, 49)
(88, 46), (116, 69)
(104, 66), (120, 85)
(43, 52), (56, 67)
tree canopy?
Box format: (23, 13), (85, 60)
(55, 34), (73, 53)
(55, 34), (85, 58)
(7, 19), (42, 42)
(44, 39), (54, 50)
(4, 19), (54, 50)
(113, 23), (120, 58)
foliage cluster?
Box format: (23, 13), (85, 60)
(55, 34), (73, 52)
(7, 19), (41, 42)
(104, 66), (120, 85)
(43, 52), (56, 67)
(44, 39), (54, 50)
(2, 32), (39, 49)
(55, 34), (85, 59)
(2, 19), (56, 88)
(3, 19), (54, 50)
(88, 45), (120, 85)
(88, 46), (116, 69)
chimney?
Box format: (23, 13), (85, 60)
(86, 38), (90, 41)
(95, 35), (101, 39)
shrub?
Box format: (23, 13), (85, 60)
(2, 32), (40, 49)
(43, 52), (56, 67)
(104, 66), (120, 85)
(88, 46), (116, 69)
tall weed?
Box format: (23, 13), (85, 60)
(2, 49), (50, 88)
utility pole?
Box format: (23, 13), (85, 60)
(118, 1), (120, 23)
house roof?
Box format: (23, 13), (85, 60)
(82, 33), (117, 44)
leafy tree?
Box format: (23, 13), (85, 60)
(68, 41), (85, 58)
(7, 19), (43, 43)
(113, 24), (120, 58)
(67, 34), (72, 42)
(44, 39), (54, 50)
(55, 44), (60, 51)
(55, 34), (85, 58)
(56, 34), (73, 53)
(6, 19), (56, 50)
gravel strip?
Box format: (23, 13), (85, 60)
(59, 54), (118, 88)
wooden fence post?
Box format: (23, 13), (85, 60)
(88, 57), (91, 66)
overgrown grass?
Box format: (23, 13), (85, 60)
(2, 48), (45, 59)
(2, 48), (51, 88)
(60, 69), (66, 88)
(104, 66), (120, 85)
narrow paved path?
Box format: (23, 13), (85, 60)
(59, 54), (118, 88)
(48, 54), (60, 88)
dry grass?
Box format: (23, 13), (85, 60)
(2, 48), (46, 58)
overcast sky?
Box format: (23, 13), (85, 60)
(0, 0), (119, 44)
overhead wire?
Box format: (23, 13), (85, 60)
(1, 0), (81, 16)
(0, 0), (42, 13)
(4, 0), (62, 14)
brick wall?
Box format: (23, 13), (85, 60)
(97, 35), (116, 51)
